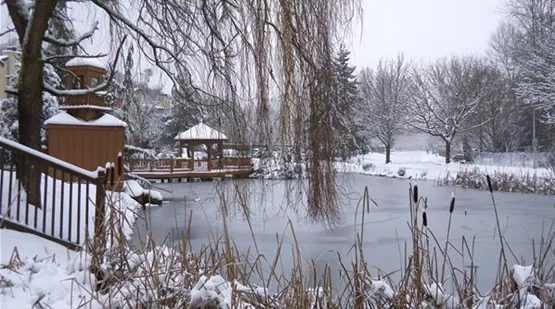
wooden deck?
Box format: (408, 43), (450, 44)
(128, 157), (253, 181)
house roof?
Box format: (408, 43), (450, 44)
(66, 57), (107, 70)
(175, 123), (228, 141)
(45, 111), (127, 127)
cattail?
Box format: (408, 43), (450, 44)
(104, 162), (110, 185)
(413, 185), (419, 204)
(110, 163), (115, 186)
(117, 152), (123, 175)
(449, 194), (455, 213)
(422, 211), (428, 227)
(486, 175), (493, 193)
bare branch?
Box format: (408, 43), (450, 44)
(42, 52), (108, 63)
(0, 27), (16, 38)
(44, 35), (127, 97)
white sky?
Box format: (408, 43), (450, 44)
(1, 0), (508, 89)
(349, 0), (507, 69)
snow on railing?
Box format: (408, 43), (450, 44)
(0, 136), (103, 180)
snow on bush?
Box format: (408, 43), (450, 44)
(251, 149), (306, 180)
(123, 180), (163, 205)
(2, 224), (554, 309)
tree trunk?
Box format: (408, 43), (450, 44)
(9, 0), (58, 207)
(385, 143), (391, 164)
(445, 140), (451, 164)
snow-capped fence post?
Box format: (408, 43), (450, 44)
(0, 136), (109, 251)
(92, 169), (107, 265)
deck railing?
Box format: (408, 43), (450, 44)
(128, 156), (252, 174)
(0, 137), (106, 251)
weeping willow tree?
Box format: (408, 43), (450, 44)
(5, 0), (361, 223)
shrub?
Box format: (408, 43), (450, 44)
(362, 163), (375, 171)
(441, 168), (555, 195)
(420, 170), (428, 179)
(397, 167), (406, 177)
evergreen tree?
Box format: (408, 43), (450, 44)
(0, 97), (19, 141)
(332, 45), (359, 159)
(160, 85), (203, 148)
(0, 63), (59, 142)
(43, 1), (79, 79)
(121, 45), (136, 131)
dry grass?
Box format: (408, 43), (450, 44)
(55, 182), (555, 308)
(441, 168), (555, 195)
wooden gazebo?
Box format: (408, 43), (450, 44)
(174, 123), (228, 170)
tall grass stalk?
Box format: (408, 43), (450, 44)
(57, 180), (555, 309)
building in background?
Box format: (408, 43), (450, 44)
(0, 47), (19, 99)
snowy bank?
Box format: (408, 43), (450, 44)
(0, 231), (266, 309)
(339, 151), (554, 194)
(1, 172), (141, 244)
(123, 180), (163, 205)
(2, 227), (553, 309)
(251, 154), (306, 180)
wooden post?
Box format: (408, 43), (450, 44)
(219, 141), (224, 169)
(191, 142), (196, 170)
(170, 157), (174, 174)
(207, 142), (212, 171)
(93, 169), (106, 267)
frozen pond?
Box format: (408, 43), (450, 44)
(131, 174), (555, 292)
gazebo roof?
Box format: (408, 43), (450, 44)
(174, 123), (228, 141)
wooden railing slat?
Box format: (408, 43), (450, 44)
(0, 138), (107, 252)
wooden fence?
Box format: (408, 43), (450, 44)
(0, 137), (107, 251)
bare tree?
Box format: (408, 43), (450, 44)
(504, 0), (555, 149)
(409, 57), (490, 163)
(486, 23), (529, 151)
(359, 54), (410, 163)
(5, 0), (361, 222)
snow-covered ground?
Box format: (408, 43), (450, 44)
(2, 226), (553, 309)
(338, 150), (552, 182)
(0, 229), (268, 309)
(0, 172), (141, 245)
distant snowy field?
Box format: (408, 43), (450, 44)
(338, 150), (552, 181)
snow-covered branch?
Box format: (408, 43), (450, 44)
(42, 52), (108, 63)
(408, 57), (491, 162)
(44, 21), (99, 47)
(44, 35), (127, 97)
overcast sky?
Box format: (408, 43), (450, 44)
(1, 0), (508, 90)
(349, 0), (507, 69)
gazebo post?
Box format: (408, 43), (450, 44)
(190, 141), (196, 170)
(219, 141), (224, 169)
(207, 141), (212, 171)
(174, 123), (229, 174)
